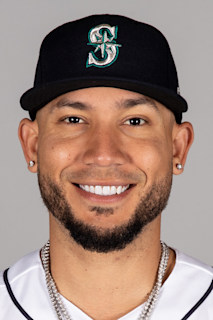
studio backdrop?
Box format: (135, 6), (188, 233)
(0, 0), (212, 270)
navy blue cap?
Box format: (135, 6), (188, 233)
(20, 14), (188, 123)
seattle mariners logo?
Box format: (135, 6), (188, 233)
(86, 24), (122, 68)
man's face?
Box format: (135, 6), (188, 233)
(35, 87), (175, 252)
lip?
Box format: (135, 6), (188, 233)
(72, 183), (135, 203)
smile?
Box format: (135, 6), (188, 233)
(79, 185), (130, 196)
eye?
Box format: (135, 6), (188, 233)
(124, 118), (146, 126)
(63, 117), (84, 124)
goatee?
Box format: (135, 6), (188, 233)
(38, 170), (172, 253)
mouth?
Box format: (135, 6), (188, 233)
(73, 183), (133, 196)
(72, 183), (135, 204)
(79, 184), (130, 196)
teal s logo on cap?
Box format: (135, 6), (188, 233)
(86, 24), (122, 68)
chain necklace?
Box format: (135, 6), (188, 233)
(41, 241), (169, 320)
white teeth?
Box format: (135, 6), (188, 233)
(90, 186), (95, 193)
(111, 186), (117, 194)
(103, 186), (110, 195)
(122, 186), (126, 192)
(116, 186), (122, 195)
(95, 186), (102, 195)
(79, 184), (130, 196)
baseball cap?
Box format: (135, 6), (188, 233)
(20, 14), (188, 123)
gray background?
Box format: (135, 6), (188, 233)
(0, 0), (212, 270)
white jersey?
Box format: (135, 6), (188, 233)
(0, 248), (212, 320)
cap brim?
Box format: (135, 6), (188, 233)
(20, 77), (187, 122)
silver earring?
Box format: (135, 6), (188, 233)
(29, 160), (35, 167)
(176, 163), (183, 170)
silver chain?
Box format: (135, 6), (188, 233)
(41, 241), (169, 320)
(41, 241), (72, 320)
(138, 242), (169, 319)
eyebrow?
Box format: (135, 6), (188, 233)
(51, 99), (92, 112)
(121, 97), (159, 111)
(51, 95), (159, 112)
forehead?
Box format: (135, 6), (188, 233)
(36, 87), (175, 129)
(35, 87), (175, 137)
(44, 87), (168, 113)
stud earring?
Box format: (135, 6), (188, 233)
(29, 160), (35, 167)
(176, 163), (183, 170)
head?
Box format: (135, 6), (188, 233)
(18, 15), (193, 253)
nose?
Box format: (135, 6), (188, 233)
(81, 127), (129, 167)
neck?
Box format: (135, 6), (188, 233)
(48, 215), (175, 320)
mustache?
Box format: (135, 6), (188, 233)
(63, 167), (143, 183)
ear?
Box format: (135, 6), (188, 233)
(18, 118), (39, 173)
(172, 122), (194, 175)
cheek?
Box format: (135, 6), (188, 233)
(37, 135), (82, 174)
(131, 138), (172, 176)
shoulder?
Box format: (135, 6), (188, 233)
(155, 249), (213, 320)
(174, 249), (212, 286)
(0, 249), (42, 287)
(0, 250), (52, 320)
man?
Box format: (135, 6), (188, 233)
(0, 14), (212, 320)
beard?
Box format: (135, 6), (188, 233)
(38, 169), (172, 253)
